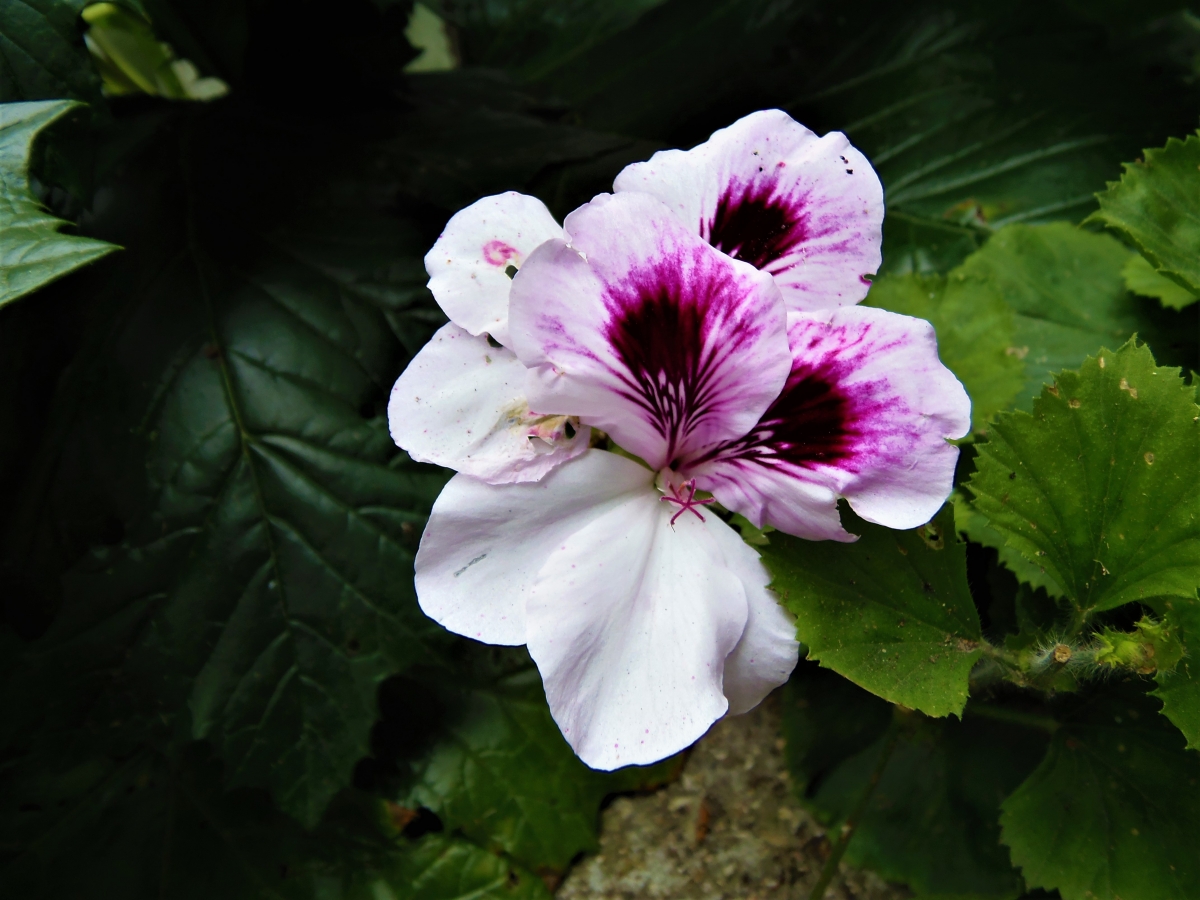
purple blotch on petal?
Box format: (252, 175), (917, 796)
(706, 179), (808, 271)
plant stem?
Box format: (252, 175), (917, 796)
(807, 722), (901, 900)
(964, 703), (1059, 734)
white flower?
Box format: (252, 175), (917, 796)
(389, 112), (970, 770)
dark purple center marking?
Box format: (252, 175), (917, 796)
(706, 180), (807, 271)
(603, 246), (767, 463)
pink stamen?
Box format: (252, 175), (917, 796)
(659, 479), (715, 527)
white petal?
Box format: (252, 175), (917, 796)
(413, 450), (655, 645)
(706, 521), (800, 715)
(389, 323), (589, 484)
(614, 109), (883, 312)
(525, 482), (749, 770)
(424, 192), (564, 347)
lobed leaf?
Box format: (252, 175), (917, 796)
(1152, 598), (1200, 750)
(955, 223), (1175, 406)
(761, 506), (983, 717)
(1000, 688), (1200, 900)
(1089, 132), (1200, 298)
(1122, 253), (1197, 312)
(965, 341), (1200, 619)
(0, 100), (116, 308)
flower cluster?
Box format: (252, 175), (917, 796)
(389, 110), (970, 769)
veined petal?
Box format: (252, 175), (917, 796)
(508, 192), (791, 471)
(413, 450), (655, 646)
(613, 109), (883, 312)
(686, 307), (970, 535)
(388, 323), (589, 484)
(706, 521), (799, 715)
(424, 192), (564, 347)
(525, 473), (750, 770)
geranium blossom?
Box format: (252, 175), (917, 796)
(389, 114), (969, 770)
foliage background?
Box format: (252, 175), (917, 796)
(0, 1), (1197, 898)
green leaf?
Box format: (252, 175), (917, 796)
(964, 341), (1200, 619)
(0, 0), (101, 103)
(999, 688), (1200, 900)
(760, 506), (983, 717)
(955, 223), (1172, 406)
(0, 740), (551, 899)
(1122, 253), (1198, 311)
(382, 835), (553, 900)
(1090, 132), (1200, 297)
(812, 709), (1050, 899)
(864, 272), (1025, 431)
(399, 654), (679, 873)
(0, 100), (116, 308)
(952, 490), (1065, 599)
(2, 196), (448, 826)
(1153, 598), (1200, 750)
(781, 661), (893, 793)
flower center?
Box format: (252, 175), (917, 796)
(658, 477), (714, 527)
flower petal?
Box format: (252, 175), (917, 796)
(706, 521), (800, 715)
(686, 306), (970, 535)
(413, 450), (656, 646)
(508, 191), (791, 471)
(424, 192), (564, 347)
(525, 474), (749, 770)
(389, 323), (590, 484)
(613, 109), (883, 312)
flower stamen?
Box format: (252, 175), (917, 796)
(659, 478), (715, 527)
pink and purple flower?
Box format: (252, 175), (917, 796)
(388, 110), (970, 770)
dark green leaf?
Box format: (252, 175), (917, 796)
(864, 271), (1025, 431)
(1000, 688), (1200, 900)
(0, 100), (116, 308)
(760, 506), (983, 717)
(1089, 132), (1200, 298)
(955, 223), (1173, 406)
(400, 654), (679, 873)
(0, 0), (100, 103)
(1153, 598), (1200, 750)
(964, 341), (1200, 619)
(382, 834), (553, 900)
(953, 491), (1065, 599)
(812, 708), (1049, 899)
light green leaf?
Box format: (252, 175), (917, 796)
(1122, 252), (1198, 311)
(952, 490), (1064, 598)
(1153, 598), (1200, 750)
(865, 272), (1025, 431)
(0, 100), (116, 308)
(955, 223), (1169, 406)
(964, 341), (1200, 620)
(1090, 132), (1200, 297)
(0, 0), (101, 103)
(760, 506), (983, 717)
(382, 835), (553, 900)
(1000, 688), (1200, 900)
(401, 656), (680, 873)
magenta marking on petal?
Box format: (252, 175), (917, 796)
(706, 179), (807, 271)
(602, 246), (772, 463)
(482, 240), (519, 266)
(686, 321), (917, 477)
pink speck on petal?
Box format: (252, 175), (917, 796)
(482, 240), (519, 266)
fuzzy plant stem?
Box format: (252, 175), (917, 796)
(807, 721), (901, 900)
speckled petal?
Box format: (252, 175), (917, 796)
(425, 191), (564, 347)
(614, 109), (883, 312)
